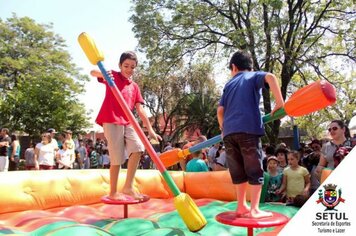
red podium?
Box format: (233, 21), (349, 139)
(216, 211), (289, 236)
(101, 195), (150, 218)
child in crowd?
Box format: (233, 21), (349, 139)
(265, 156), (283, 202)
(91, 51), (161, 201)
(186, 136), (209, 172)
(24, 142), (36, 170)
(34, 133), (55, 170)
(217, 50), (284, 218)
(76, 140), (88, 169)
(275, 148), (288, 173)
(101, 150), (110, 169)
(56, 140), (75, 169)
(140, 151), (151, 169)
(262, 145), (275, 171)
(89, 146), (98, 169)
(180, 135), (208, 171)
(276, 151), (310, 204)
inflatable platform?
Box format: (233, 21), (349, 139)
(0, 170), (303, 235)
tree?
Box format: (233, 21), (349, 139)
(0, 15), (91, 137)
(130, 0), (356, 144)
(174, 63), (221, 139)
(135, 61), (221, 146)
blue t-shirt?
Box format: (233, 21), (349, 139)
(186, 158), (209, 172)
(265, 173), (283, 202)
(219, 71), (267, 137)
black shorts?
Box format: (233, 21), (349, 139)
(223, 133), (264, 185)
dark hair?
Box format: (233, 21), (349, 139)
(330, 120), (350, 138)
(310, 139), (321, 146)
(265, 145), (276, 156)
(229, 51), (253, 71)
(275, 147), (289, 163)
(1, 128), (9, 135)
(293, 194), (308, 207)
(119, 51), (138, 66)
(215, 149), (220, 158)
(330, 119), (345, 128)
(10, 134), (18, 141)
(64, 130), (73, 134)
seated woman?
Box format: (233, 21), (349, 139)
(316, 120), (353, 177)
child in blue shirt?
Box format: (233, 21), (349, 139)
(186, 136), (209, 172)
(217, 51), (284, 218)
(265, 156), (284, 202)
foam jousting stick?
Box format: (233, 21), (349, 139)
(160, 80), (336, 167)
(78, 32), (206, 232)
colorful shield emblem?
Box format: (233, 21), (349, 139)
(324, 190), (337, 204)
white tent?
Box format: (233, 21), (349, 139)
(349, 115), (356, 129)
(349, 114), (356, 136)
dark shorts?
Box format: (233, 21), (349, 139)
(9, 156), (19, 171)
(25, 165), (36, 170)
(39, 165), (54, 170)
(223, 133), (264, 185)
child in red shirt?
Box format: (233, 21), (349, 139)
(91, 51), (161, 201)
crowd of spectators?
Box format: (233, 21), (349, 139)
(0, 128), (114, 171)
(1, 119), (355, 208)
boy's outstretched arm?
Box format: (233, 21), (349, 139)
(265, 73), (285, 115)
(217, 105), (224, 133)
(90, 69), (114, 82)
(90, 70), (102, 78)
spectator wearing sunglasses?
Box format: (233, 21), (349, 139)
(315, 120), (353, 177)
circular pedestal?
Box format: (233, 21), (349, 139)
(101, 195), (150, 218)
(216, 211), (289, 236)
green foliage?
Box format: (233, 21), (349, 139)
(131, 0), (356, 144)
(173, 62), (221, 139)
(135, 60), (220, 145)
(0, 14), (90, 138)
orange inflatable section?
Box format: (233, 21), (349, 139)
(185, 171), (236, 201)
(320, 168), (333, 184)
(0, 169), (244, 215)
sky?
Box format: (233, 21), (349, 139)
(1, 0), (138, 131)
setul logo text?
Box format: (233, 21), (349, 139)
(312, 183), (351, 234)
